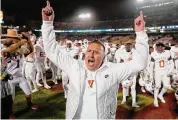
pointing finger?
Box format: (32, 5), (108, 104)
(47, 0), (50, 7)
(140, 11), (143, 20)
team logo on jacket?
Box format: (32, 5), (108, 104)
(105, 74), (109, 78)
(88, 80), (94, 88)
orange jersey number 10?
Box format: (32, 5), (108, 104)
(159, 60), (165, 67)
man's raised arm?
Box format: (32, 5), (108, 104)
(41, 1), (76, 75)
(117, 11), (149, 81)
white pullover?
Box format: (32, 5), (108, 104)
(42, 21), (149, 119)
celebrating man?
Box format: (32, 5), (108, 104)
(41, 1), (148, 119)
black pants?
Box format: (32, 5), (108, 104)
(1, 95), (13, 119)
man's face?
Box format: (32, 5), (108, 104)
(75, 43), (80, 47)
(84, 42), (88, 45)
(125, 44), (132, 52)
(60, 40), (66, 46)
(67, 43), (72, 48)
(156, 46), (164, 53)
(78, 43), (81, 47)
(149, 47), (154, 54)
(148, 40), (153, 46)
(165, 43), (169, 46)
(85, 43), (105, 71)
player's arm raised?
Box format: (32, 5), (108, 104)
(41, 1), (77, 75)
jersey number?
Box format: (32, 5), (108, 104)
(40, 52), (45, 57)
(159, 60), (164, 67)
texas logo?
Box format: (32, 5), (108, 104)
(88, 80), (94, 88)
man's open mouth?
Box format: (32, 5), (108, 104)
(88, 59), (95, 63)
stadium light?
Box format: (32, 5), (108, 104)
(78, 13), (91, 19)
(137, 0), (144, 2)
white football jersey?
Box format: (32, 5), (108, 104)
(25, 53), (35, 62)
(58, 44), (67, 53)
(110, 47), (117, 55)
(116, 49), (133, 63)
(58, 45), (77, 58)
(34, 44), (46, 62)
(72, 46), (80, 56)
(170, 46), (178, 59)
(6, 55), (23, 77)
(151, 50), (171, 71)
(115, 45), (125, 62)
(104, 44), (110, 55)
(60, 47), (76, 58)
(82, 45), (88, 53)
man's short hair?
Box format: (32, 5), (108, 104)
(156, 43), (165, 47)
(90, 40), (105, 52)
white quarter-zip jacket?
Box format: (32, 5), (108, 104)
(42, 21), (149, 119)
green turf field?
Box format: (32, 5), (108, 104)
(13, 85), (154, 119)
(14, 87), (66, 119)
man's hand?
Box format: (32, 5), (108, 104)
(42, 0), (55, 21)
(19, 39), (27, 45)
(21, 32), (34, 54)
(21, 32), (30, 41)
(134, 11), (145, 32)
(1, 56), (11, 68)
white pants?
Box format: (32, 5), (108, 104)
(35, 61), (48, 85)
(154, 71), (171, 89)
(9, 76), (31, 100)
(24, 61), (38, 91)
(122, 75), (137, 104)
(62, 71), (69, 98)
(154, 71), (171, 102)
(50, 62), (58, 83)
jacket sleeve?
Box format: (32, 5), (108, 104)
(116, 31), (149, 83)
(41, 21), (77, 75)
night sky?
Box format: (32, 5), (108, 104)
(2, 0), (136, 25)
